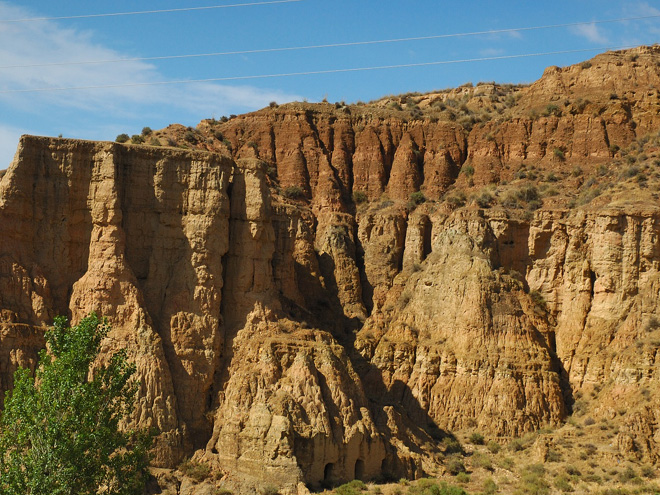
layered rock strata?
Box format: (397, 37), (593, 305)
(0, 46), (660, 492)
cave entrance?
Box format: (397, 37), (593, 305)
(324, 463), (334, 483)
(354, 459), (365, 480)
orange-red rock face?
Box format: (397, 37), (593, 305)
(1, 47), (660, 493)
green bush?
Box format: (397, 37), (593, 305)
(353, 190), (368, 204)
(179, 459), (211, 482)
(115, 133), (130, 143)
(0, 314), (152, 495)
(486, 441), (501, 454)
(260, 484), (280, 495)
(141, 126), (152, 136)
(554, 474), (573, 492)
(454, 472), (470, 484)
(283, 186), (305, 199)
(461, 164), (475, 177)
(409, 191), (426, 205)
(471, 452), (493, 471)
(446, 456), (466, 475)
(553, 147), (565, 161)
(442, 437), (463, 454)
(446, 192), (467, 208)
(131, 134), (145, 144)
(335, 480), (366, 495)
(183, 130), (197, 143)
(474, 192), (492, 208)
(469, 432), (485, 445)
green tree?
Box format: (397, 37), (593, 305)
(0, 314), (151, 495)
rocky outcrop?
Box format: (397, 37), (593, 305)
(1, 46), (660, 492)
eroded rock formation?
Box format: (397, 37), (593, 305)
(1, 46), (660, 492)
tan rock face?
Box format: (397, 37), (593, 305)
(2, 47), (660, 492)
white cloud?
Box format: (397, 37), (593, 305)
(0, 2), (303, 119)
(627, 2), (660, 17)
(571, 23), (611, 44)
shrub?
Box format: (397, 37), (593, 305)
(442, 437), (463, 454)
(283, 186), (305, 199)
(183, 130), (197, 143)
(454, 472), (470, 484)
(446, 192), (467, 208)
(553, 147), (565, 161)
(446, 456), (466, 475)
(581, 61), (593, 69)
(335, 480), (366, 495)
(483, 478), (498, 494)
(461, 164), (475, 177)
(260, 484), (281, 495)
(115, 133), (130, 143)
(623, 165), (640, 178)
(141, 126), (152, 136)
(149, 137), (162, 146)
(469, 432), (485, 445)
(471, 452), (493, 471)
(546, 449), (562, 462)
(486, 441), (501, 454)
(352, 190), (368, 204)
(269, 101), (278, 108)
(554, 474), (573, 492)
(508, 438), (525, 452)
(544, 104), (561, 117)
(641, 465), (656, 478)
(409, 191), (426, 205)
(474, 191), (493, 208)
(618, 467), (639, 484)
(179, 459), (211, 482)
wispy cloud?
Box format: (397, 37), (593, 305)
(571, 23), (611, 44)
(480, 48), (505, 57)
(0, 2), (303, 120)
(0, 123), (27, 169)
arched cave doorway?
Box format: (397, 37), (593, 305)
(354, 459), (365, 480)
(324, 463), (334, 483)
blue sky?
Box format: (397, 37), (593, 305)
(0, 0), (659, 168)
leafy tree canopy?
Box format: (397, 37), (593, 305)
(0, 314), (151, 495)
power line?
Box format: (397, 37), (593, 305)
(0, 0), (303, 23)
(0, 14), (658, 70)
(0, 45), (635, 94)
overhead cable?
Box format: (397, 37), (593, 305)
(0, 45), (636, 94)
(0, 0), (304, 23)
(0, 14), (658, 69)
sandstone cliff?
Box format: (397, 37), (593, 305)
(1, 46), (660, 493)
